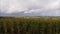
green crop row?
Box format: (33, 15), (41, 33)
(0, 17), (60, 34)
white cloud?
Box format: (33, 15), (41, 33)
(0, 0), (60, 16)
(45, 0), (60, 10)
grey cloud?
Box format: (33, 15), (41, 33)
(0, 0), (60, 16)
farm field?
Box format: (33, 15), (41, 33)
(0, 17), (60, 34)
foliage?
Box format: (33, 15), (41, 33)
(0, 17), (60, 34)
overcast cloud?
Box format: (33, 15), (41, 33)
(0, 0), (60, 16)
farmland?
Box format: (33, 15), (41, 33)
(0, 17), (60, 34)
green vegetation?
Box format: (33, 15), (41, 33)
(0, 17), (60, 34)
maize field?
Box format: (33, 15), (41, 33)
(0, 17), (60, 34)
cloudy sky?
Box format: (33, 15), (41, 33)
(0, 0), (60, 16)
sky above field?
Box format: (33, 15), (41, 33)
(0, 0), (60, 16)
